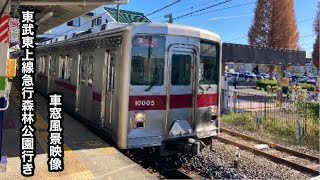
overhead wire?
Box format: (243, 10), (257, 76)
(175, 1), (256, 20)
(172, 0), (234, 21)
(41, 0), (185, 42)
(145, 0), (183, 17)
(225, 19), (317, 43)
(130, 0), (183, 23)
(150, 0), (223, 20)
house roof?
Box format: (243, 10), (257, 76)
(104, 7), (151, 23)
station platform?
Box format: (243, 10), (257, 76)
(0, 85), (156, 179)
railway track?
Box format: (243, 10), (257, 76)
(216, 127), (320, 176)
(124, 149), (193, 179)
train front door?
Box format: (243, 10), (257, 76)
(48, 55), (56, 93)
(167, 45), (196, 135)
(102, 51), (115, 128)
(79, 54), (94, 118)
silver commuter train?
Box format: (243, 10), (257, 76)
(27, 23), (222, 154)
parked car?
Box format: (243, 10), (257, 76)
(297, 75), (308, 83)
(256, 74), (264, 80)
(231, 72), (245, 82)
(244, 73), (257, 82)
(306, 78), (316, 85)
(259, 73), (269, 79)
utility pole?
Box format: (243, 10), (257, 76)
(0, 0), (10, 172)
(164, 14), (173, 23)
(116, 4), (120, 22)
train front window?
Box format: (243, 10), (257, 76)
(171, 54), (191, 85)
(130, 35), (165, 86)
(199, 42), (219, 85)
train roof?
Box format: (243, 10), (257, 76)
(9, 23), (221, 54)
(37, 23), (221, 48)
(125, 23), (221, 43)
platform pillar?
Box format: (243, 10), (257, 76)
(0, 97), (7, 173)
(0, 0), (11, 170)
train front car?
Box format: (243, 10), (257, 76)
(122, 23), (221, 155)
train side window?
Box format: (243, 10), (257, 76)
(50, 56), (56, 76)
(59, 56), (65, 79)
(40, 56), (45, 74)
(40, 56), (43, 73)
(65, 56), (72, 81)
(43, 56), (47, 74)
(80, 56), (86, 85)
(171, 54), (191, 85)
(37, 56), (41, 73)
(88, 56), (94, 87)
(107, 53), (116, 91)
(199, 42), (219, 85)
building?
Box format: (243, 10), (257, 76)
(37, 6), (151, 42)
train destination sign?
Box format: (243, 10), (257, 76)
(133, 36), (160, 48)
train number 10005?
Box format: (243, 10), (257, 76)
(135, 100), (155, 106)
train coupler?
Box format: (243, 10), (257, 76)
(184, 138), (205, 155)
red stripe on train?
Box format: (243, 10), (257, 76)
(37, 74), (48, 80)
(92, 92), (102, 102)
(129, 93), (218, 111)
(55, 80), (76, 92)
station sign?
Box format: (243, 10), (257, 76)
(9, 18), (20, 43)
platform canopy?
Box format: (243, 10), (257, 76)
(10, 0), (128, 34)
(222, 43), (307, 65)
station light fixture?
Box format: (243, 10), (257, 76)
(6, 58), (17, 79)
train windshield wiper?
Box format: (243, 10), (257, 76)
(201, 75), (212, 91)
(145, 81), (157, 91)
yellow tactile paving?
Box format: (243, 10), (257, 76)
(4, 85), (95, 179)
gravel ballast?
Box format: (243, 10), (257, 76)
(180, 141), (313, 179)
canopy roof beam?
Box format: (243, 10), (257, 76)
(11, 0), (128, 6)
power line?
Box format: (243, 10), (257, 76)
(297, 17), (315, 23)
(300, 34), (316, 39)
(225, 19), (317, 43)
(130, 0), (183, 23)
(42, 1), (184, 42)
(224, 36), (247, 43)
(146, 0), (183, 17)
(225, 34), (316, 43)
(150, 0), (223, 20)
(176, 1), (256, 20)
(172, 0), (234, 21)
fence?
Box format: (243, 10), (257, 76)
(222, 89), (319, 135)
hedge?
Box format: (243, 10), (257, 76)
(256, 80), (315, 93)
(256, 79), (277, 90)
(297, 83), (316, 91)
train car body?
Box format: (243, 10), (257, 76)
(17, 23), (222, 155)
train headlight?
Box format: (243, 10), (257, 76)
(134, 112), (146, 128)
(208, 106), (218, 116)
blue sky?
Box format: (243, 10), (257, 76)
(112, 0), (318, 57)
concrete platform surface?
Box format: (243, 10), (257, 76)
(0, 86), (156, 179)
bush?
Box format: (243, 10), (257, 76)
(297, 83), (315, 91)
(221, 112), (255, 130)
(256, 80), (316, 93)
(256, 79), (277, 91)
(296, 101), (320, 122)
(221, 112), (319, 150)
